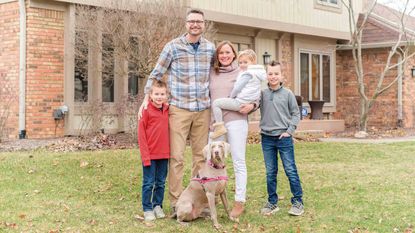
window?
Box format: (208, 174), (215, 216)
(318, 0), (338, 5)
(299, 51), (331, 102)
(234, 43), (251, 52)
(128, 36), (139, 97)
(74, 31), (88, 102)
(102, 34), (114, 102)
(314, 0), (341, 12)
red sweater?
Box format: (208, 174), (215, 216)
(138, 101), (170, 166)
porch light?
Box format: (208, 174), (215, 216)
(412, 67), (415, 77)
(263, 52), (271, 65)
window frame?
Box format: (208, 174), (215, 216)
(74, 29), (89, 103)
(314, 0), (342, 13)
(298, 49), (334, 106)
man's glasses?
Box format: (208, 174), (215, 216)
(186, 20), (205, 25)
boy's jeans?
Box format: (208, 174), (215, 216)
(261, 134), (303, 205)
(142, 159), (168, 211)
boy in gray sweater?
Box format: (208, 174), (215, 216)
(259, 61), (304, 216)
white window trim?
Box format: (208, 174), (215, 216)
(317, 0), (340, 8)
(299, 49), (334, 107)
(314, 0), (342, 14)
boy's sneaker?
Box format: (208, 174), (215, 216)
(153, 205), (166, 219)
(260, 202), (279, 215)
(288, 202), (304, 216)
(144, 211), (156, 221)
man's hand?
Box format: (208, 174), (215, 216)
(138, 94), (149, 120)
(239, 103), (255, 114)
(279, 132), (291, 139)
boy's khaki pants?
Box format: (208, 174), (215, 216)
(168, 105), (210, 207)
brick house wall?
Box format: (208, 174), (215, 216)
(0, 2), (20, 139)
(279, 33), (294, 89)
(25, 6), (65, 138)
(335, 48), (402, 129)
(402, 57), (415, 128)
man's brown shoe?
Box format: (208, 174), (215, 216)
(230, 201), (245, 218)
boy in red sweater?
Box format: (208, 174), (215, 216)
(138, 80), (170, 222)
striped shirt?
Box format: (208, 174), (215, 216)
(145, 34), (215, 111)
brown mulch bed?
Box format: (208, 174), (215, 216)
(324, 127), (415, 139)
(0, 133), (137, 153)
(2, 128), (414, 152)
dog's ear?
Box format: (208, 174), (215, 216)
(222, 142), (230, 158)
(203, 143), (211, 161)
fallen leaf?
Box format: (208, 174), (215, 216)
(233, 223), (238, 230)
(143, 221), (155, 227)
(62, 203), (70, 212)
(18, 214), (26, 219)
(297, 226), (301, 233)
(80, 161), (89, 168)
(89, 219), (97, 225)
(4, 222), (18, 229)
(134, 215), (144, 221)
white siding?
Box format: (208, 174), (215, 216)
(189, 0), (362, 36)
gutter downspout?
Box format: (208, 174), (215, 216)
(18, 0), (26, 139)
(397, 52), (403, 127)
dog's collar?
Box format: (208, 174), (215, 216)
(191, 175), (228, 184)
(208, 160), (225, 169)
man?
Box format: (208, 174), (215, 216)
(138, 9), (215, 214)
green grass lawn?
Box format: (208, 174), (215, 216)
(1, 142), (414, 233)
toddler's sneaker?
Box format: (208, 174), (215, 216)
(260, 202), (279, 215)
(144, 211), (156, 221)
(288, 201), (304, 216)
(153, 205), (166, 219)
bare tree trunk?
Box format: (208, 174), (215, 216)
(340, 0), (415, 136)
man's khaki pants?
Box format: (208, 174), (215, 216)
(168, 106), (210, 207)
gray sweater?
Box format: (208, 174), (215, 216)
(259, 85), (300, 136)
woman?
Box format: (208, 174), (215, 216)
(209, 41), (255, 219)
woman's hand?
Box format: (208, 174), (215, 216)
(279, 132), (291, 139)
(239, 103), (255, 114)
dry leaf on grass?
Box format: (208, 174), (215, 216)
(134, 215), (144, 221)
(80, 161), (89, 168)
(4, 222), (18, 229)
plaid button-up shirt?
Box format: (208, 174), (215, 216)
(145, 34), (215, 112)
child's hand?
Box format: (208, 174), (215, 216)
(138, 95), (149, 120)
(279, 132), (291, 139)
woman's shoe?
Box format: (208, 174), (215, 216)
(230, 201), (245, 219)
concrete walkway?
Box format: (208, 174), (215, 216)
(319, 136), (415, 143)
